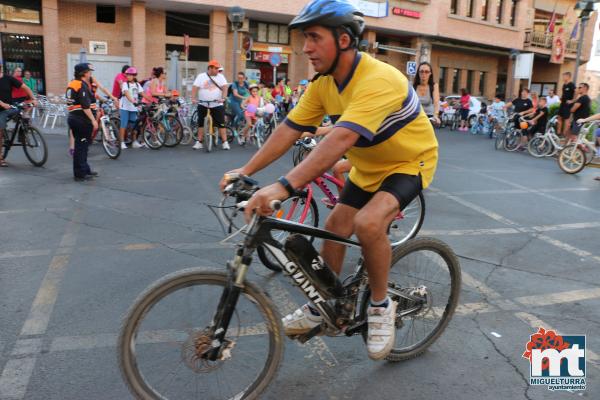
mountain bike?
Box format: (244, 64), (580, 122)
(160, 99), (184, 148)
(2, 103), (47, 167)
(118, 177), (461, 400)
(138, 104), (166, 150)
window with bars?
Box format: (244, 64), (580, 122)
(450, 0), (458, 15)
(439, 67), (448, 93)
(466, 70), (474, 94)
(479, 72), (486, 95)
(452, 69), (460, 93)
(249, 21), (289, 44)
(481, 0), (488, 21)
(496, 0), (504, 23)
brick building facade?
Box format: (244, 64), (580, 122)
(0, 0), (595, 100)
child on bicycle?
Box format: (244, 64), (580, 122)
(241, 84), (262, 144)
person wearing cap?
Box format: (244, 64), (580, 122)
(0, 63), (36, 167)
(112, 65), (130, 98)
(221, 0), (438, 361)
(66, 63), (98, 181)
(191, 59), (230, 150)
(119, 67), (151, 149)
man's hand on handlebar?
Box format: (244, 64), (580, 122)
(244, 182), (289, 222)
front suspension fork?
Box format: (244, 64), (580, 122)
(207, 249), (250, 361)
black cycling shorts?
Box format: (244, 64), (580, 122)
(558, 103), (571, 119)
(339, 173), (422, 211)
(197, 104), (225, 129)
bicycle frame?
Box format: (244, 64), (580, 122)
(207, 213), (368, 359)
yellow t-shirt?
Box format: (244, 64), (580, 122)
(285, 52), (438, 192)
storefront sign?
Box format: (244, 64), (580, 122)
(392, 7), (421, 19)
(252, 51), (289, 64)
(89, 41), (108, 55)
(251, 43), (292, 54)
(349, 0), (388, 18)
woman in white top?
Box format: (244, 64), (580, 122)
(119, 67), (152, 148)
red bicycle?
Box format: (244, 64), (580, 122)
(219, 138), (425, 272)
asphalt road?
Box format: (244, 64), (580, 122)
(0, 127), (599, 400)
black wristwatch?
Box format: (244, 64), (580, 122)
(277, 176), (295, 196)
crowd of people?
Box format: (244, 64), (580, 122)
(60, 59), (313, 181)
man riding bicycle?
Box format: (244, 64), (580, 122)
(220, 0), (438, 360)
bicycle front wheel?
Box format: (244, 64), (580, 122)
(558, 144), (585, 174)
(361, 237), (461, 361)
(118, 269), (283, 400)
(503, 130), (522, 152)
(143, 122), (165, 150)
(494, 132), (505, 150)
(22, 127), (48, 167)
(102, 120), (121, 159)
(527, 136), (550, 158)
(163, 116), (183, 147)
(388, 192), (425, 247)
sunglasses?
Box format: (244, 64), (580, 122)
(419, 70), (431, 74)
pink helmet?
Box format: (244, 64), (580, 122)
(125, 67), (137, 75)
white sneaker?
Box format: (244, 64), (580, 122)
(192, 141), (203, 150)
(282, 304), (323, 336)
(120, 142), (128, 150)
(222, 141), (230, 150)
(366, 300), (398, 360)
(132, 141), (144, 149)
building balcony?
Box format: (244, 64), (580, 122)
(524, 29), (578, 54)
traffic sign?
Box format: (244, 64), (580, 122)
(270, 53), (282, 67)
(407, 61), (417, 76)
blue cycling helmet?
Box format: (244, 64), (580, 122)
(289, 0), (365, 76)
(299, 79), (309, 85)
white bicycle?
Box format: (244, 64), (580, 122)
(557, 121), (598, 174)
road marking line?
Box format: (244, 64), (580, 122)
(420, 227), (520, 236)
(0, 358), (36, 399)
(0, 207), (69, 215)
(516, 287), (600, 307)
(0, 203), (85, 399)
(266, 278), (338, 368)
(429, 187), (521, 227)
(123, 243), (158, 251)
(431, 187), (600, 265)
(0, 249), (53, 260)
(531, 221), (600, 232)
(514, 312), (599, 367)
(10, 339), (42, 357)
(19, 254), (70, 336)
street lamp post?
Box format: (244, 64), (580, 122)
(573, 0), (595, 86)
(228, 6), (245, 80)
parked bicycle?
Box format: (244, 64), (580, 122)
(118, 177), (461, 400)
(1, 103), (47, 167)
(91, 99), (120, 159)
(527, 115), (563, 158)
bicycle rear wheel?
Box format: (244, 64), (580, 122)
(360, 237), (461, 361)
(118, 269), (283, 400)
(494, 132), (505, 150)
(180, 126), (193, 145)
(102, 120), (121, 159)
(22, 127), (48, 167)
(388, 192), (425, 247)
(257, 193), (319, 272)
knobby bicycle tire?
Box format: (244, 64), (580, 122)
(118, 269), (283, 400)
(360, 237), (461, 362)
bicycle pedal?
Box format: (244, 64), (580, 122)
(294, 325), (323, 344)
